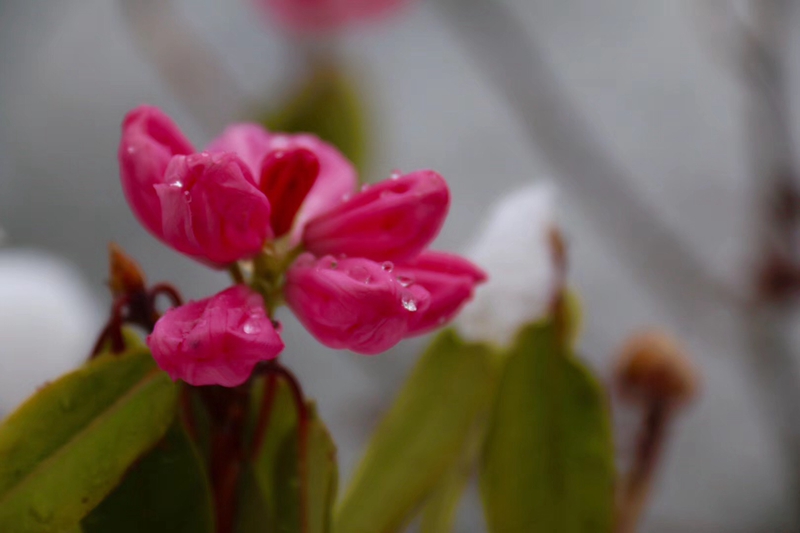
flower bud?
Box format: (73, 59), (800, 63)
(154, 153), (272, 266)
(393, 251), (487, 336)
(148, 285), (283, 387)
(285, 253), (431, 354)
(615, 330), (699, 406)
(108, 242), (146, 298)
(302, 170), (449, 262)
(119, 106), (194, 238)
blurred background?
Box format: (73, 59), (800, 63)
(1, 0), (798, 531)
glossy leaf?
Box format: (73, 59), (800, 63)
(81, 419), (214, 533)
(263, 65), (369, 176)
(335, 329), (498, 533)
(250, 374), (338, 533)
(480, 322), (615, 533)
(0, 349), (178, 532)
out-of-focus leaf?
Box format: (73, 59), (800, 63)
(419, 415), (487, 533)
(81, 419), (214, 533)
(335, 329), (498, 533)
(0, 349), (178, 533)
(251, 374), (338, 533)
(480, 321), (615, 533)
(235, 465), (269, 533)
(262, 65), (369, 176)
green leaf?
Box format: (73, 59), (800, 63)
(480, 322), (615, 533)
(262, 65), (369, 176)
(419, 416), (486, 533)
(81, 419), (214, 533)
(0, 349), (178, 532)
(250, 374), (338, 533)
(335, 329), (498, 533)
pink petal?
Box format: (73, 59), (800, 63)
(259, 148), (320, 237)
(147, 285), (284, 387)
(302, 170), (449, 262)
(118, 105), (195, 239)
(285, 253), (430, 354)
(394, 251), (487, 336)
(266, 133), (358, 243)
(155, 152), (272, 266)
(206, 123), (273, 179)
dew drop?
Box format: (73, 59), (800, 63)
(126, 146), (136, 155)
(396, 275), (414, 287)
(390, 170), (401, 180)
(360, 183), (371, 192)
(243, 321), (261, 335)
(402, 296), (418, 312)
(381, 261), (394, 273)
(171, 180), (184, 188)
(183, 191), (192, 203)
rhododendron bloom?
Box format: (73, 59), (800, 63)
(121, 105), (484, 384)
(285, 254), (431, 354)
(148, 286), (284, 387)
(257, 0), (412, 33)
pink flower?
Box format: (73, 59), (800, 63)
(256, 0), (413, 34)
(120, 106), (484, 376)
(393, 251), (487, 336)
(148, 285), (284, 387)
(284, 170), (484, 354)
(285, 254), (431, 354)
(119, 107), (272, 266)
(303, 171), (450, 262)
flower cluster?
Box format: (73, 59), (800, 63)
(119, 106), (485, 387)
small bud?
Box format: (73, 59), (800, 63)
(108, 242), (146, 297)
(615, 329), (699, 406)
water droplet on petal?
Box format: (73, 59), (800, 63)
(243, 321), (261, 335)
(381, 261), (394, 273)
(184, 191), (192, 203)
(402, 295), (418, 312)
(396, 275), (414, 287)
(171, 180), (184, 188)
(126, 146), (136, 155)
(329, 260), (338, 269)
(390, 170), (401, 180)
(361, 184), (371, 192)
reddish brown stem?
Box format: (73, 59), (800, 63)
(616, 402), (671, 533)
(201, 386), (249, 533)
